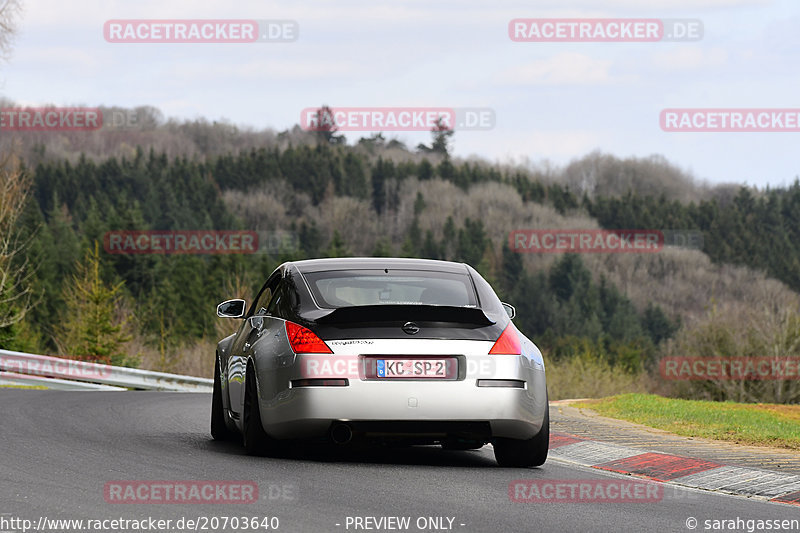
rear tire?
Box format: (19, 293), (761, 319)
(493, 397), (549, 467)
(211, 357), (236, 441)
(243, 366), (275, 456)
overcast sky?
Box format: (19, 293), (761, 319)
(1, 0), (798, 188)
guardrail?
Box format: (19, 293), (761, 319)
(0, 348), (213, 392)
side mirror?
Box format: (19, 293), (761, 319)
(217, 299), (246, 318)
(501, 302), (516, 319)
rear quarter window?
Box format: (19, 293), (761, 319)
(302, 269), (478, 309)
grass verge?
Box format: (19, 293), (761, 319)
(575, 393), (800, 450)
(544, 353), (650, 401)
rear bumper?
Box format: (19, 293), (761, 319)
(258, 358), (547, 440)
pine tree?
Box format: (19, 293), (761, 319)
(326, 231), (349, 257)
(343, 152), (369, 199)
(641, 303), (680, 345)
(371, 158), (387, 214)
(371, 239), (392, 257)
(57, 242), (134, 366)
(418, 160), (433, 181)
(500, 242), (523, 295)
(420, 230), (440, 259)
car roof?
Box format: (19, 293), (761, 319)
(286, 257), (470, 274)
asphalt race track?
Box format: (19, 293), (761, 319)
(1, 390), (798, 533)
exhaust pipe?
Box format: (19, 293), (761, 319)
(330, 423), (353, 444)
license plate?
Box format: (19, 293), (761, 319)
(376, 359), (448, 378)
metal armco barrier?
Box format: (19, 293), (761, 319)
(0, 348), (213, 392)
(0, 371), (126, 391)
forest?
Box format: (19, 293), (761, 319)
(2, 103), (799, 402)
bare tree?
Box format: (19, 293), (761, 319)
(0, 151), (35, 331)
(0, 0), (23, 63)
(561, 151), (703, 202)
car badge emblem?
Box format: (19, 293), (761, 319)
(402, 321), (420, 335)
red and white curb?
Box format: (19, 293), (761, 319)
(549, 432), (800, 506)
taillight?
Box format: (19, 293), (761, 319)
(285, 321), (332, 354)
(489, 324), (521, 355)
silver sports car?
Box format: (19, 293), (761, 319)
(212, 257), (549, 467)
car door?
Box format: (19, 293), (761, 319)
(227, 270), (282, 415)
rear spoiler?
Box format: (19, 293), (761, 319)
(311, 305), (496, 326)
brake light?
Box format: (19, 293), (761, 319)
(489, 324), (521, 355)
(285, 321), (332, 354)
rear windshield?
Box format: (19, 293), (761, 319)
(302, 269), (478, 309)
